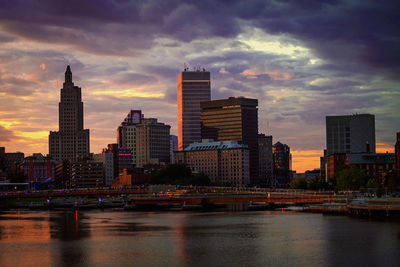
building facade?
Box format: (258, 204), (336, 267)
(395, 132), (400, 178)
(70, 161), (104, 188)
(327, 153), (347, 180)
(117, 168), (152, 187)
(327, 152), (395, 181)
(326, 114), (375, 155)
(118, 148), (133, 174)
(320, 149), (327, 180)
(347, 153), (395, 181)
(55, 160), (71, 188)
(200, 97), (259, 184)
(21, 153), (55, 183)
(49, 66), (90, 162)
(170, 135), (178, 163)
(273, 142), (292, 187)
(93, 149), (114, 186)
(174, 139), (250, 186)
(118, 110), (171, 167)
(258, 134), (274, 187)
(177, 69), (211, 150)
(0, 148), (24, 177)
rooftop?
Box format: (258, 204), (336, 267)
(183, 139), (248, 151)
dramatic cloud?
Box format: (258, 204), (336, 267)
(0, 125), (15, 142)
(0, 0), (399, 172)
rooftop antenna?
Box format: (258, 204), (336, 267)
(184, 62), (187, 71)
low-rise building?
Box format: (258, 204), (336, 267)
(347, 153), (395, 181)
(174, 139), (250, 186)
(71, 161), (104, 188)
(0, 147), (24, 177)
(55, 160), (71, 188)
(327, 153), (347, 180)
(327, 152), (395, 182)
(93, 149), (114, 186)
(117, 168), (152, 187)
(21, 153), (55, 183)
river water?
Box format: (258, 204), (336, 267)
(0, 209), (399, 266)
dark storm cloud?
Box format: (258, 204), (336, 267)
(1, 0), (398, 76)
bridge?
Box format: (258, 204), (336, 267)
(128, 194), (335, 205)
(0, 189), (148, 199)
(0, 187), (335, 206)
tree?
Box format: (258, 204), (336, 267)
(152, 164), (211, 186)
(366, 178), (380, 189)
(335, 166), (369, 190)
(290, 178), (307, 189)
(190, 172), (211, 186)
(308, 177), (330, 190)
(152, 164), (192, 184)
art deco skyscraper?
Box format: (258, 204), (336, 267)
(49, 66), (90, 161)
(177, 69), (211, 150)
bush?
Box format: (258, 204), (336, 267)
(335, 166), (369, 190)
(290, 178), (307, 189)
(152, 164), (211, 186)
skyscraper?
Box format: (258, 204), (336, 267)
(177, 69), (211, 150)
(200, 97), (259, 184)
(258, 134), (274, 187)
(326, 114), (375, 155)
(49, 66), (90, 161)
(273, 142), (292, 187)
(117, 110), (171, 167)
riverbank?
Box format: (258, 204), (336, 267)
(303, 197), (400, 220)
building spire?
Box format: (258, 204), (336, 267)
(65, 65), (72, 83)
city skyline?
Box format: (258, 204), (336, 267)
(0, 1), (398, 172)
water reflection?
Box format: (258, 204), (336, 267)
(0, 210), (399, 266)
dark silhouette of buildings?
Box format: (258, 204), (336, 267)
(395, 132), (400, 178)
(49, 65), (90, 162)
(200, 97), (259, 184)
(273, 142), (292, 187)
(258, 134), (274, 187)
(0, 147), (24, 178)
(177, 69), (211, 150)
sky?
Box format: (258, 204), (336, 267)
(0, 0), (399, 172)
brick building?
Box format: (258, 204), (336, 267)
(174, 139), (249, 186)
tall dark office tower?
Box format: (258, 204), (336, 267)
(49, 66), (90, 162)
(326, 114), (375, 155)
(258, 134), (274, 187)
(273, 142), (292, 187)
(396, 132), (400, 178)
(177, 69), (211, 150)
(200, 97), (259, 184)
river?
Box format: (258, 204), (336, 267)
(0, 209), (399, 266)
